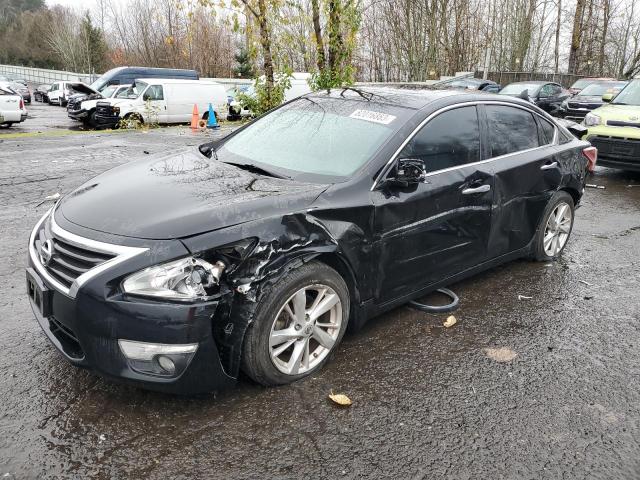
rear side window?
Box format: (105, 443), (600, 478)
(399, 106), (480, 173)
(485, 105), (539, 157)
(538, 117), (555, 144)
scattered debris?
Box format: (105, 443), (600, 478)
(578, 280), (593, 286)
(584, 295), (594, 300)
(328, 391), (352, 407)
(626, 184), (640, 188)
(44, 193), (60, 201)
(518, 295), (533, 300)
(98, 434), (106, 443)
(143, 150), (150, 154)
(443, 315), (457, 328)
(585, 184), (605, 189)
(483, 347), (518, 363)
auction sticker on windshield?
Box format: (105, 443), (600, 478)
(349, 109), (396, 125)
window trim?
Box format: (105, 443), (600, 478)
(371, 100), (557, 191)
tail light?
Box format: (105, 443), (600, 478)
(19, 98), (24, 110)
(583, 146), (597, 173)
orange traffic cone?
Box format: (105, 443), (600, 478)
(190, 104), (199, 130)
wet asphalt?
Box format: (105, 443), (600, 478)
(1, 104), (639, 479)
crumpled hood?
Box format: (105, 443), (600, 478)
(67, 82), (100, 95)
(58, 149), (329, 240)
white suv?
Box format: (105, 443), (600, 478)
(0, 83), (27, 127)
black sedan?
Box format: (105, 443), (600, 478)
(558, 80), (627, 121)
(435, 77), (501, 93)
(26, 88), (593, 394)
(499, 81), (570, 114)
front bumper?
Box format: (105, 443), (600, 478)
(586, 131), (640, 171)
(94, 112), (120, 129)
(26, 215), (236, 395)
(68, 108), (89, 120)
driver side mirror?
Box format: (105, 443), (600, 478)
(385, 158), (427, 188)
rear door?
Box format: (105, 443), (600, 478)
(373, 105), (494, 303)
(482, 103), (561, 257)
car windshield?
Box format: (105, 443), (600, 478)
(499, 83), (539, 95)
(216, 96), (410, 182)
(611, 80), (640, 105)
(570, 79), (594, 90)
(121, 81), (147, 99)
(101, 85), (118, 97)
(579, 82), (627, 97)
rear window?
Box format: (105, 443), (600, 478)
(485, 105), (539, 157)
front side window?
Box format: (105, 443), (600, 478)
(143, 85), (164, 101)
(486, 105), (539, 157)
(398, 106), (480, 173)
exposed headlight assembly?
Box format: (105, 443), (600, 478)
(122, 257), (226, 301)
(121, 239), (257, 301)
(584, 112), (601, 126)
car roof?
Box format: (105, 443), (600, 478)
(508, 80), (555, 85)
(302, 86), (539, 111)
(134, 78), (220, 85)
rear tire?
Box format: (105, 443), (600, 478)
(241, 261), (350, 386)
(532, 191), (575, 261)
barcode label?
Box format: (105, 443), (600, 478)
(349, 109), (396, 125)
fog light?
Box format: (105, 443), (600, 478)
(118, 340), (197, 378)
(157, 355), (176, 375)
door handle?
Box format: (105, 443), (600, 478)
(462, 184), (490, 194)
(541, 161), (558, 170)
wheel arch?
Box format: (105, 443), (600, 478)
(559, 186), (580, 207)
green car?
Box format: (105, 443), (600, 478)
(584, 78), (640, 171)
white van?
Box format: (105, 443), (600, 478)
(48, 81), (77, 106)
(94, 79), (227, 128)
(0, 83), (27, 127)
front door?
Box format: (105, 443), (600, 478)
(141, 84), (168, 123)
(373, 105), (494, 304)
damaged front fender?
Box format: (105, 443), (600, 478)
(180, 210), (370, 378)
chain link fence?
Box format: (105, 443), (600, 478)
(0, 64), (96, 85)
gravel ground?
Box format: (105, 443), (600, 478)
(1, 104), (639, 479)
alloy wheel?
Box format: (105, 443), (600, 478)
(269, 284), (342, 376)
(543, 201), (572, 257)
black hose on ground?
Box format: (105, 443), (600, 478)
(408, 288), (459, 313)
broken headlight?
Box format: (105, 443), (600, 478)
(122, 257), (226, 301)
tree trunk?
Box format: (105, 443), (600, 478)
(554, 0), (561, 73)
(568, 0), (586, 74)
(599, 0), (610, 75)
(311, 0), (325, 72)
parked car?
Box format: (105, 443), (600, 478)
(568, 77), (615, 95)
(583, 78), (640, 171)
(67, 83), (131, 126)
(0, 84), (27, 127)
(47, 81), (76, 106)
(94, 79), (227, 129)
(435, 77), (501, 93)
(499, 81), (570, 114)
(27, 88), (593, 394)
(33, 84), (51, 103)
(5, 81), (31, 103)
(559, 80), (628, 121)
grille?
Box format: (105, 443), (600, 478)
(66, 98), (79, 112)
(34, 222), (116, 289)
(588, 136), (640, 161)
(606, 120), (640, 128)
(96, 102), (116, 117)
(567, 102), (600, 110)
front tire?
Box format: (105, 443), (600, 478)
(241, 261), (350, 386)
(533, 191), (575, 261)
